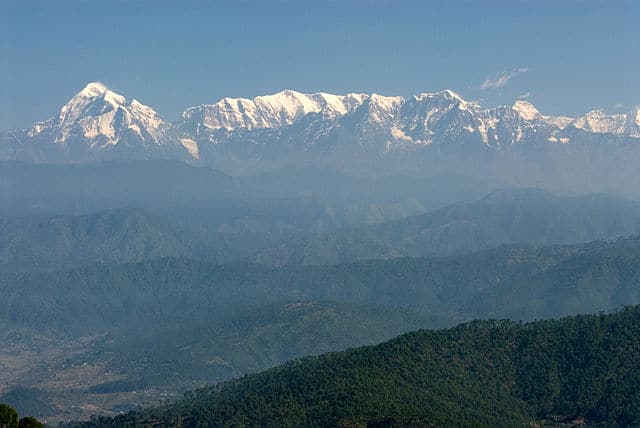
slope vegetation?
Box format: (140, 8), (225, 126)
(256, 188), (640, 265)
(3, 236), (640, 335)
(69, 306), (640, 427)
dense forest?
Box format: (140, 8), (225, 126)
(0, 403), (44, 428)
(63, 306), (640, 427)
(3, 161), (640, 423)
(3, 226), (640, 421)
(86, 301), (440, 389)
(3, 235), (640, 336)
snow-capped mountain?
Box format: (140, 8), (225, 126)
(178, 88), (638, 155)
(181, 90), (368, 132)
(28, 82), (167, 146)
(1, 82), (639, 175)
(1, 82), (192, 162)
(569, 107), (640, 138)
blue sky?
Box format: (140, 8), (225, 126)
(1, 0), (638, 129)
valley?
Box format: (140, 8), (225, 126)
(2, 181), (640, 421)
(1, 35), (638, 424)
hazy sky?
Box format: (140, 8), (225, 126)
(1, 0), (638, 129)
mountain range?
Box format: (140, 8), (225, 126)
(4, 234), (640, 336)
(256, 188), (640, 266)
(3, 82), (640, 425)
(4, 215), (640, 422)
(2, 83), (640, 191)
(3, 188), (640, 273)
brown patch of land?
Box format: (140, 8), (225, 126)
(0, 329), (185, 425)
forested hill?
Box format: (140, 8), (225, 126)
(67, 306), (640, 427)
(4, 235), (640, 335)
(256, 188), (640, 266)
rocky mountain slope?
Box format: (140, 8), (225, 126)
(2, 83), (639, 190)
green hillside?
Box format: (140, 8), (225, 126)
(88, 301), (440, 390)
(67, 306), (640, 427)
(0, 208), (284, 272)
(3, 236), (640, 335)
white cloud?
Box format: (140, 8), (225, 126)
(481, 67), (528, 90)
(612, 103), (624, 110)
(518, 92), (531, 99)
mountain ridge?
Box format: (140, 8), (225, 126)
(3, 83), (640, 191)
(3, 82), (639, 159)
(254, 188), (640, 266)
(60, 305), (640, 427)
(4, 234), (640, 335)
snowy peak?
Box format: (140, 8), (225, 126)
(53, 82), (128, 142)
(625, 106), (640, 138)
(182, 88), (640, 142)
(61, 81), (128, 116)
(512, 100), (572, 129)
(567, 106), (640, 138)
(182, 89), (369, 131)
(29, 82), (167, 146)
(512, 100), (541, 121)
(365, 93), (403, 121)
(77, 81), (110, 98)
(630, 106), (640, 126)
(6, 83), (640, 167)
(571, 110), (628, 135)
(176, 87), (639, 155)
(181, 89), (482, 136)
(412, 90), (475, 111)
(415, 89), (467, 104)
